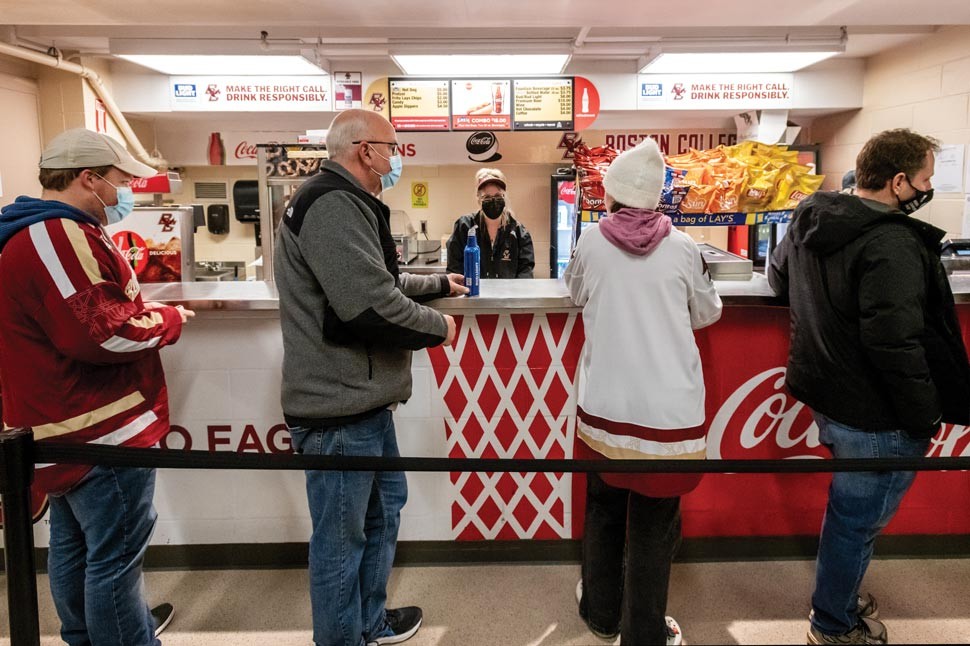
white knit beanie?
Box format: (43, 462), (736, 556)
(602, 137), (665, 210)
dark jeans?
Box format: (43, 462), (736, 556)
(580, 472), (682, 645)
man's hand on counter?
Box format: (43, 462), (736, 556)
(444, 315), (457, 346)
(144, 301), (196, 324)
(446, 273), (470, 297)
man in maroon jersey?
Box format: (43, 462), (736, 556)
(0, 129), (191, 645)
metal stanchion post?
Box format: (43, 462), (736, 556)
(0, 428), (40, 646)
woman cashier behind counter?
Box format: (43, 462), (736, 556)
(447, 168), (535, 278)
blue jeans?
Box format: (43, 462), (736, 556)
(290, 410), (408, 646)
(47, 466), (159, 646)
(811, 413), (930, 635)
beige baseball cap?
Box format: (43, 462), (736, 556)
(39, 128), (156, 177)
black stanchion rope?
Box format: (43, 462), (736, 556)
(31, 442), (970, 474)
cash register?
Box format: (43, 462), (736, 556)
(941, 239), (970, 274)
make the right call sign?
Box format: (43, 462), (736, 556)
(638, 73), (794, 110)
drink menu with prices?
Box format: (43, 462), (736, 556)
(512, 78), (574, 130)
(451, 80), (511, 130)
(389, 79), (451, 131)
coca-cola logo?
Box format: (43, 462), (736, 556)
(467, 133), (495, 150)
(707, 367), (823, 460)
(466, 131), (502, 162)
(234, 141), (258, 159)
(927, 424), (970, 457)
(707, 366), (970, 460)
(111, 230), (149, 278)
(130, 177), (150, 190)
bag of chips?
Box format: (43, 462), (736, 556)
(680, 185), (718, 213)
(769, 173), (825, 211)
(740, 167), (780, 212)
(659, 166), (690, 215)
(711, 178), (746, 213)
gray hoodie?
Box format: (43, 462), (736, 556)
(275, 161), (449, 426)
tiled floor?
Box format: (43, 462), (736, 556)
(2, 558), (969, 644)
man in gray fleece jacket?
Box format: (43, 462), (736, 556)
(275, 109), (465, 646)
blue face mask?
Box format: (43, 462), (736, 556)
(93, 174), (136, 224)
(369, 145), (403, 192)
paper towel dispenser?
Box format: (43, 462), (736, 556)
(232, 180), (260, 223)
(207, 204), (231, 235)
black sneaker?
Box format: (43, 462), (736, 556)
(857, 593), (879, 620)
(809, 594), (879, 623)
(575, 580), (620, 641)
(151, 603), (174, 638)
(807, 617), (888, 645)
(367, 607), (423, 646)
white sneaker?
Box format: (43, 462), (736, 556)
(607, 619), (684, 646)
(665, 616), (685, 646)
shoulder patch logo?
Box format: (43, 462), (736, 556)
(125, 277), (140, 301)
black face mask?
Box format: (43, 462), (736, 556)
(481, 197), (505, 220)
(898, 176), (934, 215)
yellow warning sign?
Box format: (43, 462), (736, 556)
(411, 181), (429, 208)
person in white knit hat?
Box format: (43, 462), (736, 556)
(565, 137), (722, 646)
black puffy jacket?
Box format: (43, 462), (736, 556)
(768, 191), (970, 437)
(447, 213), (535, 279)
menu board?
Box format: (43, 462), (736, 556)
(512, 78), (574, 130)
(451, 80), (511, 130)
(389, 78), (450, 131)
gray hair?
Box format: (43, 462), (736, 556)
(326, 109), (393, 161)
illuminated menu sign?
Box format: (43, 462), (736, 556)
(389, 78), (450, 131)
(451, 80), (511, 130)
(512, 78), (574, 130)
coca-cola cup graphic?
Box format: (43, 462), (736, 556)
(111, 231), (149, 278)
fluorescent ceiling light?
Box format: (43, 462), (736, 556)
(392, 54), (570, 76)
(640, 51), (838, 74)
(117, 54), (327, 76)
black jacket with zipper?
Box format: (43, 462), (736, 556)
(768, 191), (970, 437)
(447, 212), (535, 279)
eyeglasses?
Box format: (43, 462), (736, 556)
(478, 193), (505, 201)
(352, 140), (399, 148)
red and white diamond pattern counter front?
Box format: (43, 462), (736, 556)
(426, 312), (585, 540)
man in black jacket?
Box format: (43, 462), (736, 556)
(770, 129), (970, 645)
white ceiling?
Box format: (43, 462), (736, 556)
(3, 0), (970, 28)
(3, 0), (966, 72)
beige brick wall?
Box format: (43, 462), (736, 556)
(812, 26), (970, 237)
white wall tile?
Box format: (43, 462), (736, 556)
(942, 57), (970, 96)
(155, 469), (236, 520)
(397, 368), (432, 418)
(869, 105), (915, 133)
(231, 470), (308, 520)
(395, 417), (448, 458)
(914, 95), (969, 133)
(166, 370), (232, 419)
(229, 370), (285, 420)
